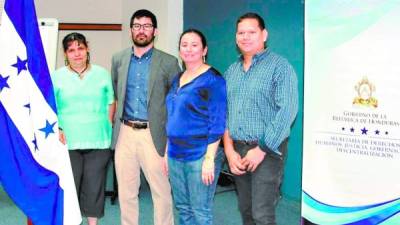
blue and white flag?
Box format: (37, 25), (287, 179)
(0, 0), (81, 224)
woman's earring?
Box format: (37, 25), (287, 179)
(86, 52), (90, 64)
(203, 55), (206, 63)
(64, 58), (69, 66)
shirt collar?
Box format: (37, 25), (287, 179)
(238, 48), (270, 63)
(131, 47), (153, 60)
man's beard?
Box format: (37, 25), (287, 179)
(132, 33), (155, 47)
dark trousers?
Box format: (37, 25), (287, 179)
(233, 139), (288, 225)
(69, 149), (111, 218)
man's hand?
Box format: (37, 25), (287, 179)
(242, 146), (266, 172)
(226, 150), (246, 175)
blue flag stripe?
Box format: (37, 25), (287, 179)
(0, 102), (64, 225)
(4, 0), (57, 113)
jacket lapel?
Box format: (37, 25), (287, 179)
(147, 49), (160, 103)
(119, 48), (132, 105)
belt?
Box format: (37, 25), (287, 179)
(121, 119), (148, 129)
(233, 140), (258, 146)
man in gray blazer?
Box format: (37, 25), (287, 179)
(111, 9), (180, 225)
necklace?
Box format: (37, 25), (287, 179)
(69, 63), (89, 79)
(185, 63), (204, 75)
(180, 63), (206, 88)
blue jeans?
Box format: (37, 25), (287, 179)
(168, 148), (224, 225)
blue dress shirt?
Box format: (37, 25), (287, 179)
(123, 48), (153, 121)
(166, 67), (227, 161)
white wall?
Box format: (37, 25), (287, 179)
(34, 0), (122, 71)
(34, 0), (182, 71)
(121, 0), (183, 58)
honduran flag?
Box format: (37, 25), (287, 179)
(0, 0), (81, 224)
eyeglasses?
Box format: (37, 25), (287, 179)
(132, 23), (154, 31)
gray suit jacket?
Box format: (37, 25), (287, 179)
(111, 47), (181, 156)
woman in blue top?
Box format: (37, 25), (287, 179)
(164, 29), (227, 225)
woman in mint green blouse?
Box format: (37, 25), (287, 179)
(51, 32), (115, 225)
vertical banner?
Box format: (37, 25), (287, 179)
(303, 1), (400, 225)
(38, 18), (58, 73)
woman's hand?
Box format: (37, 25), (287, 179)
(59, 129), (66, 145)
(201, 155), (215, 186)
(162, 153), (169, 177)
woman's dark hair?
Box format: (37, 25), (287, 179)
(130, 9), (158, 29)
(62, 32), (88, 52)
(236, 12), (266, 30)
(179, 28), (208, 50)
